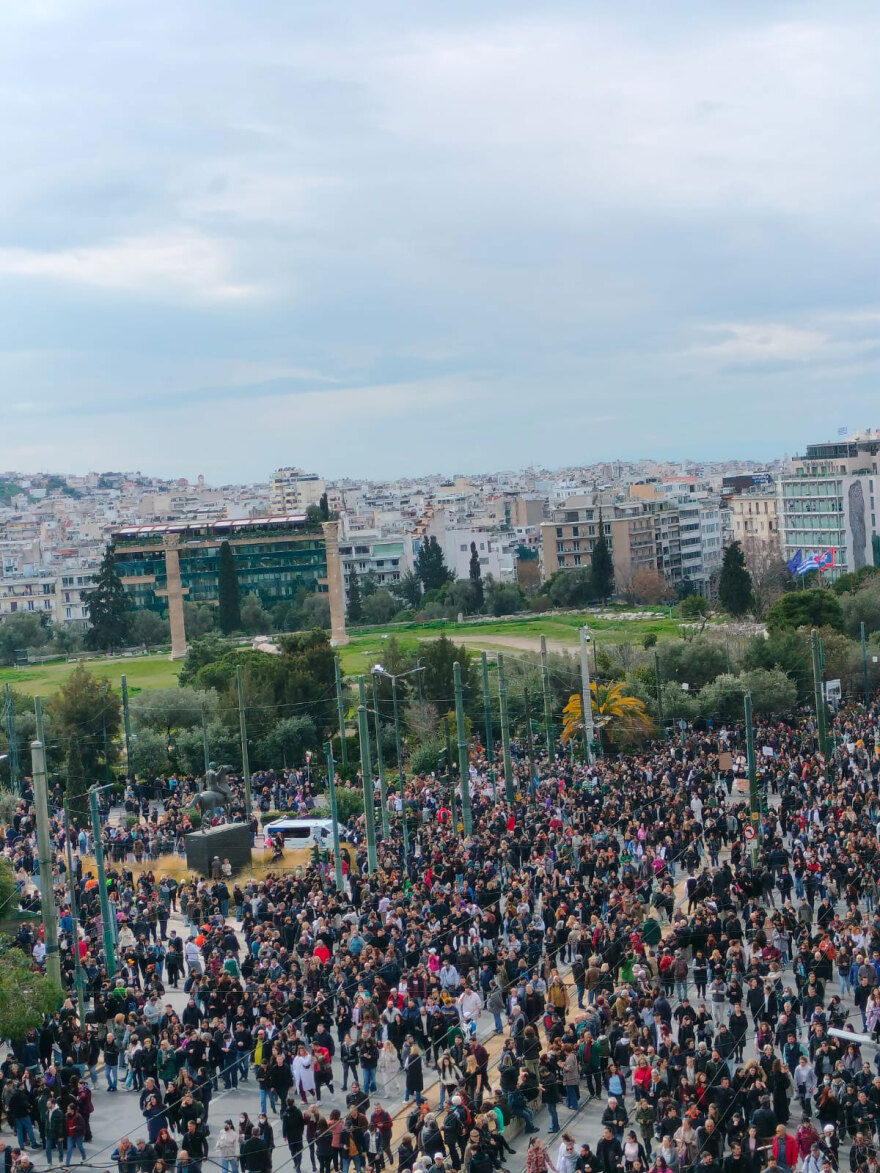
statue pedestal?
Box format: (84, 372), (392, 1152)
(185, 823), (252, 877)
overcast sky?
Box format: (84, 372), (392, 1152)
(1, 0), (878, 482)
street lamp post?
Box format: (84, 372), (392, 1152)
(370, 673), (390, 838)
(89, 783), (118, 978)
(372, 664), (425, 863)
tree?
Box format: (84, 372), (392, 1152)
(561, 682), (652, 749)
(129, 729), (171, 777)
(0, 613), (48, 666)
(217, 541), (241, 634)
(718, 541), (753, 617)
(183, 602), (215, 637)
(403, 700), (440, 744)
(416, 536), (451, 592)
(419, 634), (477, 708)
(346, 568), (363, 623)
(659, 639), (728, 689)
(0, 936), (61, 1042)
(544, 568), (595, 608)
(629, 568), (675, 605)
(392, 570), (422, 610)
(240, 594), (272, 635)
(131, 686), (219, 738)
(680, 595), (708, 619)
(129, 609), (170, 646)
(469, 543), (485, 611)
(257, 716), (318, 769)
(591, 525), (614, 603)
(766, 589), (844, 633)
(484, 578), (526, 616)
(300, 594), (330, 629)
(360, 588), (399, 626)
(841, 579), (880, 638)
(84, 545), (131, 651)
(49, 666), (121, 823)
(319, 492), (330, 520)
(742, 629), (813, 700)
(743, 545), (790, 618)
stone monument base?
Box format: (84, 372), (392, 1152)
(185, 823), (252, 877)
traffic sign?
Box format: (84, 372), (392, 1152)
(743, 824), (756, 841)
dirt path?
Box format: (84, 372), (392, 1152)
(423, 634), (578, 655)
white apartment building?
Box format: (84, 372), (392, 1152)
(338, 533), (411, 607)
(269, 468), (326, 514)
(780, 434), (880, 577)
(0, 568), (96, 629)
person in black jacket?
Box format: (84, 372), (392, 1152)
(596, 1127), (623, 1173)
(104, 1034), (120, 1092)
(282, 1099), (305, 1173)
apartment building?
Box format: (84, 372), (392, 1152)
(540, 496), (658, 584)
(0, 567), (96, 629)
(339, 533), (410, 601)
(730, 490), (781, 553)
(269, 468), (326, 514)
(780, 433), (880, 577)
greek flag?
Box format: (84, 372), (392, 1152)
(797, 552), (820, 575)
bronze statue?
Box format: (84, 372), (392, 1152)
(192, 763), (233, 829)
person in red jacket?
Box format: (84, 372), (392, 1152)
(770, 1125), (798, 1172)
(64, 1103), (88, 1166)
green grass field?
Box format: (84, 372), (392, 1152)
(337, 609), (686, 673)
(0, 654), (181, 698)
(0, 609), (689, 696)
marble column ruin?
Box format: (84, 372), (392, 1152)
(163, 534), (188, 661)
(321, 519), (349, 647)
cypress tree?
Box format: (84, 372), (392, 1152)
(347, 566), (363, 623)
(718, 540), (753, 617)
(591, 520), (615, 602)
(217, 540), (241, 633)
(84, 544), (131, 650)
(469, 542), (485, 610)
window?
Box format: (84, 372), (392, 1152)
(9, 602), (15, 613)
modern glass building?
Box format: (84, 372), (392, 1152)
(111, 516), (330, 614)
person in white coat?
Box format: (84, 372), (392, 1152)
(377, 1041), (400, 1099)
(291, 1045), (317, 1104)
(214, 1119), (239, 1173)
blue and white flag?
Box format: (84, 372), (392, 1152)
(797, 552), (820, 575)
(786, 549), (803, 574)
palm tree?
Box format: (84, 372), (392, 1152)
(561, 681), (652, 748)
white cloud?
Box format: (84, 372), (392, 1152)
(0, 232), (262, 302)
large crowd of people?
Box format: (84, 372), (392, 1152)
(2, 696), (880, 1173)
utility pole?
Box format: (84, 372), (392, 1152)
(88, 787), (116, 978)
(370, 673), (389, 838)
(863, 624), (872, 703)
(811, 628), (829, 765)
(4, 683), (19, 792)
(497, 654), (514, 804)
(334, 656), (348, 769)
(744, 692), (759, 865)
(453, 662), (472, 835)
(120, 676), (133, 779)
(31, 740), (61, 989)
(324, 743), (344, 893)
(539, 636), (554, 759)
(479, 652), (493, 762)
(236, 666), (253, 817)
(356, 677), (377, 873)
(579, 628), (595, 766)
(389, 675), (410, 862)
(523, 687), (537, 800)
(416, 659), (423, 705)
(34, 694), (45, 747)
(200, 701), (210, 777)
(63, 801), (86, 1024)
(654, 651), (665, 739)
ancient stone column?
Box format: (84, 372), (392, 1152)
(163, 534), (188, 661)
(321, 519), (349, 647)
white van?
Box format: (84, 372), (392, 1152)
(262, 817), (335, 849)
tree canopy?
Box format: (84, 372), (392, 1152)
(48, 666), (121, 824)
(217, 541), (241, 634)
(416, 536), (451, 592)
(591, 527), (614, 602)
(766, 588), (844, 633)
